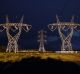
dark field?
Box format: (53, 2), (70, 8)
(0, 51), (80, 73)
(0, 51), (80, 63)
(0, 57), (80, 73)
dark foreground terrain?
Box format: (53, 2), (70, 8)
(0, 57), (80, 73)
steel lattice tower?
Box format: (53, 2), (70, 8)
(38, 30), (46, 52)
(0, 16), (32, 53)
(56, 15), (74, 51)
(48, 15), (79, 53)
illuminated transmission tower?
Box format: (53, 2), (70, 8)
(0, 16), (32, 53)
(48, 15), (80, 53)
(38, 30), (47, 52)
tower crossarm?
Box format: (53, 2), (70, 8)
(0, 23), (29, 27)
(49, 22), (80, 27)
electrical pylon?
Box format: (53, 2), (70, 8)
(38, 29), (47, 52)
(0, 16), (32, 53)
(56, 15), (74, 51)
(48, 15), (79, 53)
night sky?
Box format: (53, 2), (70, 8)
(0, 0), (80, 51)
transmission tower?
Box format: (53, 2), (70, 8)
(0, 16), (32, 53)
(48, 15), (80, 53)
(38, 30), (47, 52)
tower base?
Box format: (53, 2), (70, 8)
(56, 51), (78, 53)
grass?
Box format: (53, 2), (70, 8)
(0, 51), (80, 64)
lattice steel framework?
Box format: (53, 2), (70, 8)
(48, 15), (80, 52)
(38, 30), (47, 52)
(0, 16), (32, 53)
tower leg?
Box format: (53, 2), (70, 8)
(6, 39), (18, 53)
(39, 43), (45, 52)
(58, 26), (73, 53)
(61, 40), (72, 51)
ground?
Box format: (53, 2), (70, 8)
(0, 50), (80, 64)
